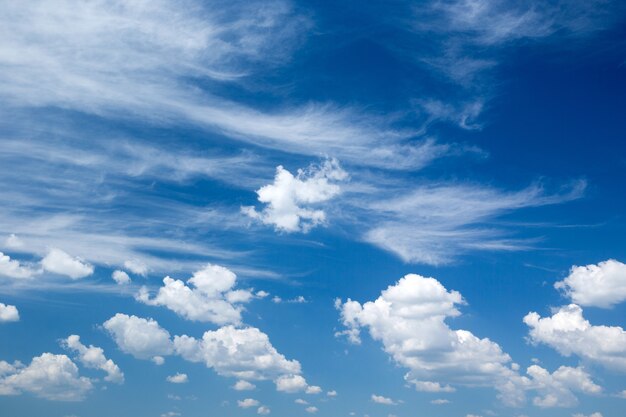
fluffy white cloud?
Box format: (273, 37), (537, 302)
(124, 259), (148, 276)
(0, 353), (92, 401)
(554, 259), (626, 308)
(233, 380), (256, 391)
(573, 413), (603, 417)
(242, 159), (347, 233)
(526, 365), (601, 408)
(372, 394), (397, 405)
(137, 264), (252, 325)
(238, 398), (260, 408)
(326, 390), (337, 397)
(103, 313), (173, 360)
(112, 270), (131, 285)
(257, 405), (271, 415)
(524, 304), (626, 371)
(275, 374), (308, 393)
(0, 252), (37, 279)
(41, 248), (93, 279)
(166, 373), (188, 384)
(305, 385), (322, 394)
(305, 406), (318, 413)
(336, 274), (522, 404)
(61, 335), (124, 384)
(0, 303), (19, 322)
(431, 399), (450, 404)
(295, 398), (308, 404)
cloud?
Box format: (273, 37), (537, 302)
(238, 398), (259, 408)
(0, 303), (19, 322)
(0, 252), (37, 279)
(361, 181), (585, 265)
(243, 159), (348, 233)
(233, 380), (256, 391)
(61, 335), (124, 384)
(431, 399), (450, 404)
(123, 260), (148, 277)
(524, 304), (626, 371)
(295, 398), (308, 404)
(305, 406), (318, 413)
(326, 390), (337, 397)
(137, 264), (252, 325)
(166, 373), (188, 384)
(41, 249), (94, 279)
(408, 380), (455, 392)
(111, 270), (131, 285)
(371, 394), (397, 405)
(103, 313), (174, 360)
(0, 353), (92, 401)
(554, 259), (626, 308)
(257, 405), (271, 415)
(573, 413), (603, 417)
(526, 365), (601, 408)
(275, 374), (308, 393)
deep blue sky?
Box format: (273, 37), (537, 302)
(0, 1), (625, 417)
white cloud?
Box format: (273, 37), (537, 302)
(275, 374), (308, 393)
(372, 394), (397, 405)
(124, 259), (148, 277)
(243, 159), (347, 233)
(326, 390), (337, 397)
(103, 313), (173, 360)
(137, 264), (252, 325)
(61, 335), (124, 384)
(526, 365), (601, 408)
(408, 380), (455, 392)
(573, 412), (603, 417)
(305, 385), (322, 394)
(41, 248), (94, 279)
(238, 398), (259, 408)
(233, 380), (256, 391)
(0, 251), (37, 279)
(0, 303), (19, 322)
(554, 259), (626, 308)
(152, 356), (165, 366)
(362, 181), (584, 265)
(257, 405), (271, 415)
(4, 234), (23, 249)
(524, 304), (626, 371)
(166, 373), (188, 384)
(0, 353), (92, 401)
(431, 399), (450, 404)
(295, 398), (308, 404)
(305, 406), (318, 413)
(112, 270), (131, 285)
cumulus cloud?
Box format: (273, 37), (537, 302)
(233, 380), (256, 391)
(524, 304), (626, 371)
(0, 353), (92, 401)
(431, 399), (450, 404)
(372, 394), (397, 405)
(554, 259), (626, 308)
(238, 398), (260, 408)
(61, 335), (124, 384)
(327, 390), (337, 397)
(41, 248), (94, 279)
(166, 373), (188, 384)
(0, 252), (37, 279)
(257, 405), (271, 415)
(305, 406), (318, 413)
(526, 365), (601, 408)
(111, 270), (131, 285)
(0, 303), (19, 322)
(573, 413), (603, 417)
(242, 159), (347, 233)
(137, 264), (252, 325)
(124, 260), (148, 276)
(103, 313), (173, 361)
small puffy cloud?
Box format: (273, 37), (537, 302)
(41, 249), (93, 279)
(4, 234), (24, 249)
(524, 304), (626, 371)
(408, 380), (455, 392)
(295, 398), (308, 404)
(275, 374), (308, 393)
(242, 159), (347, 233)
(372, 394), (397, 405)
(256, 290), (269, 298)
(554, 259), (626, 308)
(0, 303), (19, 322)
(0, 252), (37, 279)
(306, 385), (322, 394)
(137, 264), (252, 325)
(0, 353), (92, 401)
(61, 335), (124, 384)
(305, 406), (318, 413)
(431, 399), (450, 404)
(233, 380), (256, 391)
(161, 412), (180, 417)
(257, 406), (270, 415)
(526, 365), (601, 408)
(152, 356), (165, 366)
(238, 398), (259, 408)
(166, 373), (188, 384)
(573, 413), (603, 417)
(124, 259), (148, 276)
(112, 270), (131, 285)
(326, 390), (337, 397)
(103, 313), (173, 360)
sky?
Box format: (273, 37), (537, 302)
(0, 1), (625, 417)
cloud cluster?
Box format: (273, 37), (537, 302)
(0, 252), (37, 279)
(554, 259), (626, 308)
(61, 335), (124, 384)
(243, 159), (348, 233)
(137, 264), (253, 325)
(103, 314), (174, 361)
(0, 303), (19, 322)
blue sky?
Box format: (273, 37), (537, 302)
(0, 1), (625, 417)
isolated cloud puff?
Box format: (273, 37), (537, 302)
(554, 259), (626, 308)
(41, 248), (94, 279)
(103, 313), (173, 361)
(61, 335), (124, 384)
(524, 304), (626, 371)
(243, 159), (347, 233)
(137, 264), (252, 325)
(371, 394), (397, 405)
(0, 353), (92, 401)
(238, 398), (260, 408)
(0, 252), (37, 279)
(166, 373), (188, 384)
(0, 303), (19, 322)
(112, 270), (131, 285)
